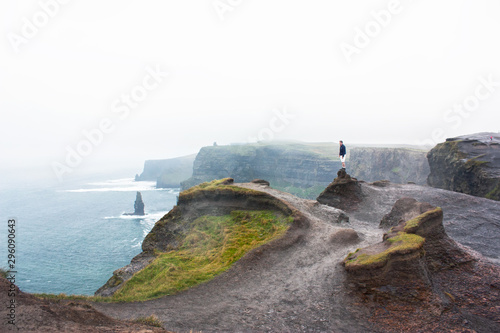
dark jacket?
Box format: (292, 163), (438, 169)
(339, 144), (346, 157)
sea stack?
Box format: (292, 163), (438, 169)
(133, 191), (145, 215)
(124, 192), (145, 215)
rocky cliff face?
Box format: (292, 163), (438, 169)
(349, 147), (430, 185)
(136, 154), (196, 188)
(427, 133), (500, 201)
(181, 143), (429, 199)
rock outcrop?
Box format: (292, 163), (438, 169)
(344, 202), (473, 293)
(341, 198), (500, 332)
(427, 132), (500, 201)
(379, 197), (434, 229)
(124, 192), (145, 216)
(316, 169), (363, 212)
(180, 143), (430, 199)
(0, 277), (168, 332)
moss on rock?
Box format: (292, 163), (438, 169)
(344, 232), (425, 270)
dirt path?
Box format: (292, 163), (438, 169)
(94, 183), (384, 332)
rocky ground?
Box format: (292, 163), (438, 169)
(3, 175), (499, 332)
(91, 177), (500, 332)
(0, 277), (169, 332)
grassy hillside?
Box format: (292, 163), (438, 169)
(112, 210), (292, 302)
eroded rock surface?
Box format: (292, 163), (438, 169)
(343, 198), (499, 332)
(316, 169), (363, 211)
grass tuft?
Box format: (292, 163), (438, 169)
(133, 315), (163, 327)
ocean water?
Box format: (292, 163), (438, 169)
(0, 175), (178, 296)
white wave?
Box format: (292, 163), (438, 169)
(131, 241), (142, 248)
(104, 211), (168, 220)
(64, 178), (179, 193)
(87, 178), (137, 185)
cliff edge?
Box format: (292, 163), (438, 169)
(95, 178), (309, 299)
(427, 132), (500, 200)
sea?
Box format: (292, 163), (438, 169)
(0, 172), (178, 296)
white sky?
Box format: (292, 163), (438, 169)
(1, 0), (500, 182)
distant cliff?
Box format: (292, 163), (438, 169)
(180, 143), (339, 198)
(427, 133), (500, 201)
(180, 143), (429, 198)
(136, 154), (196, 188)
(349, 147), (430, 185)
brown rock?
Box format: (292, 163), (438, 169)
(379, 197), (434, 229)
(317, 169), (363, 212)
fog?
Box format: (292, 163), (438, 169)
(1, 0), (500, 183)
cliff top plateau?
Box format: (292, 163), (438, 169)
(88, 174), (499, 332)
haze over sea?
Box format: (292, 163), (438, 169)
(0, 172), (178, 295)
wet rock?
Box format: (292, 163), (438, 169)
(329, 228), (359, 245)
(316, 169), (363, 212)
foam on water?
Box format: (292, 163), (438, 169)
(63, 178), (179, 193)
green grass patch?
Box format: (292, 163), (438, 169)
(181, 178), (260, 199)
(344, 233), (424, 267)
(110, 210), (292, 302)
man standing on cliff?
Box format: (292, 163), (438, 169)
(339, 140), (346, 169)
